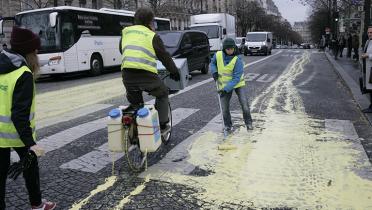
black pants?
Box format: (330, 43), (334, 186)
(347, 47), (352, 58)
(353, 48), (359, 60)
(0, 147), (42, 209)
(122, 70), (169, 124)
(339, 46), (344, 57)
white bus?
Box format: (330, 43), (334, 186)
(0, 6), (171, 76)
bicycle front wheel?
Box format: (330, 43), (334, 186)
(123, 126), (145, 172)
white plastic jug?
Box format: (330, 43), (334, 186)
(107, 108), (124, 152)
(136, 105), (161, 152)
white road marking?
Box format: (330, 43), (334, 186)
(37, 103), (113, 129)
(297, 70), (317, 87)
(12, 117), (106, 162)
(256, 74), (277, 83)
(59, 108), (199, 173)
(245, 73), (260, 81)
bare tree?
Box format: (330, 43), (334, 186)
(18, 0), (54, 9)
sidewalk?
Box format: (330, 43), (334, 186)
(325, 50), (372, 161)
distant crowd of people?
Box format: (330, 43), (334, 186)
(320, 32), (360, 62)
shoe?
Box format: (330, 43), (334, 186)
(223, 127), (233, 134)
(246, 123), (253, 130)
(362, 107), (372, 113)
(32, 199), (56, 210)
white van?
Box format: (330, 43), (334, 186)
(244, 32), (273, 56)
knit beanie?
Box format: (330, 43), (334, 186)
(10, 26), (41, 56)
(223, 38), (236, 50)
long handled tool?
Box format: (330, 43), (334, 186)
(215, 81), (237, 150)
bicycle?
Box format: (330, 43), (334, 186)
(120, 101), (172, 172)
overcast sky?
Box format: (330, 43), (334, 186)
(272, 0), (310, 25)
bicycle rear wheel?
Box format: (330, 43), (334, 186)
(123, 126), (145, 172)
(161, 102), (172, 145)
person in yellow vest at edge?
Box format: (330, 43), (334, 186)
(0, 27), (56, 210)
(120, 7), (180, 136)
(210, 38), (253, 132)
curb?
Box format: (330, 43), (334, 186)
(325, 52), (372, 126)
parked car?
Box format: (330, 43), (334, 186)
(158, 30), (210, 74)
(236, 37), (246, 54)
(301, 43), (311, 49)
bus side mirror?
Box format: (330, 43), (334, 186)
(0, 19), (3, 35)
(49, 12), (58, 28)
(223, 28), (226, 35)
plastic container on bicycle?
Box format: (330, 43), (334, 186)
(107, 107), (126, 152)
(136, 105), (161, 152)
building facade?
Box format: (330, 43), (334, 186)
(293, 21), (311, 43)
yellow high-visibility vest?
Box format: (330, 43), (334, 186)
(0, 66), (35, 147)
(121, 25), (157, 74)
(216, 51), (245, 90)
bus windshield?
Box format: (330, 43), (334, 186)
(190, 25), (218, 39)
(16, 12), (61, 53)
(247, 34), (267, 42)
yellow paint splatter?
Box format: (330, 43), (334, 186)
(36, 78), (125, 121)
(150, 52), (372, 209)
(70, 176), (117, 210)
(113, 174), (151, 209)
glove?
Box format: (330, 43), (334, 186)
(8, 149), (37, 180)
(169, 72), (180, 81)
(218, 89), (228, 97)
(212, 72), (218, 81)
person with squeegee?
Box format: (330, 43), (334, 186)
(210, 38), (253, 136)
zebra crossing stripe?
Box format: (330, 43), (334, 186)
(59, 108), (199, 173)
(11, 117), (107, 162)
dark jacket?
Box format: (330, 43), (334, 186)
(119, 28), (178, 82)
(0, 50), (35, 147)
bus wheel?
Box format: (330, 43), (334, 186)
(89, 54), (103, 76)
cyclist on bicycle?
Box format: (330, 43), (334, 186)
(119, 7), (180, 135)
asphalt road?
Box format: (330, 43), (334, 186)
(5, 49), (372, 210)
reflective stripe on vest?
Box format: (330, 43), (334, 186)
(0, 66), (36, 147)
(121, 25), (157, 74)
(216, 51), (245, 90)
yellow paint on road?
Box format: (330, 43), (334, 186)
(35, 78), (125, 121)
(113, 174), (151, 210)
(70, 176), (118, 210)
(148, 51), (372, 209)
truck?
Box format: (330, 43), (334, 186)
(189, 13), (236, 55)
(244, 31), (273, 56)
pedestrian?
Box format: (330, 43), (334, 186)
(0, 26), (56, 210)
(352, 32), (360, 61)
(210, 38), (253, 132)
(331, 34), (339, 60)
(338, 34), (346, 57)
(120, 7), (180, 135)
(347, 32), (352, 58)
(360, 26), (372, 113)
